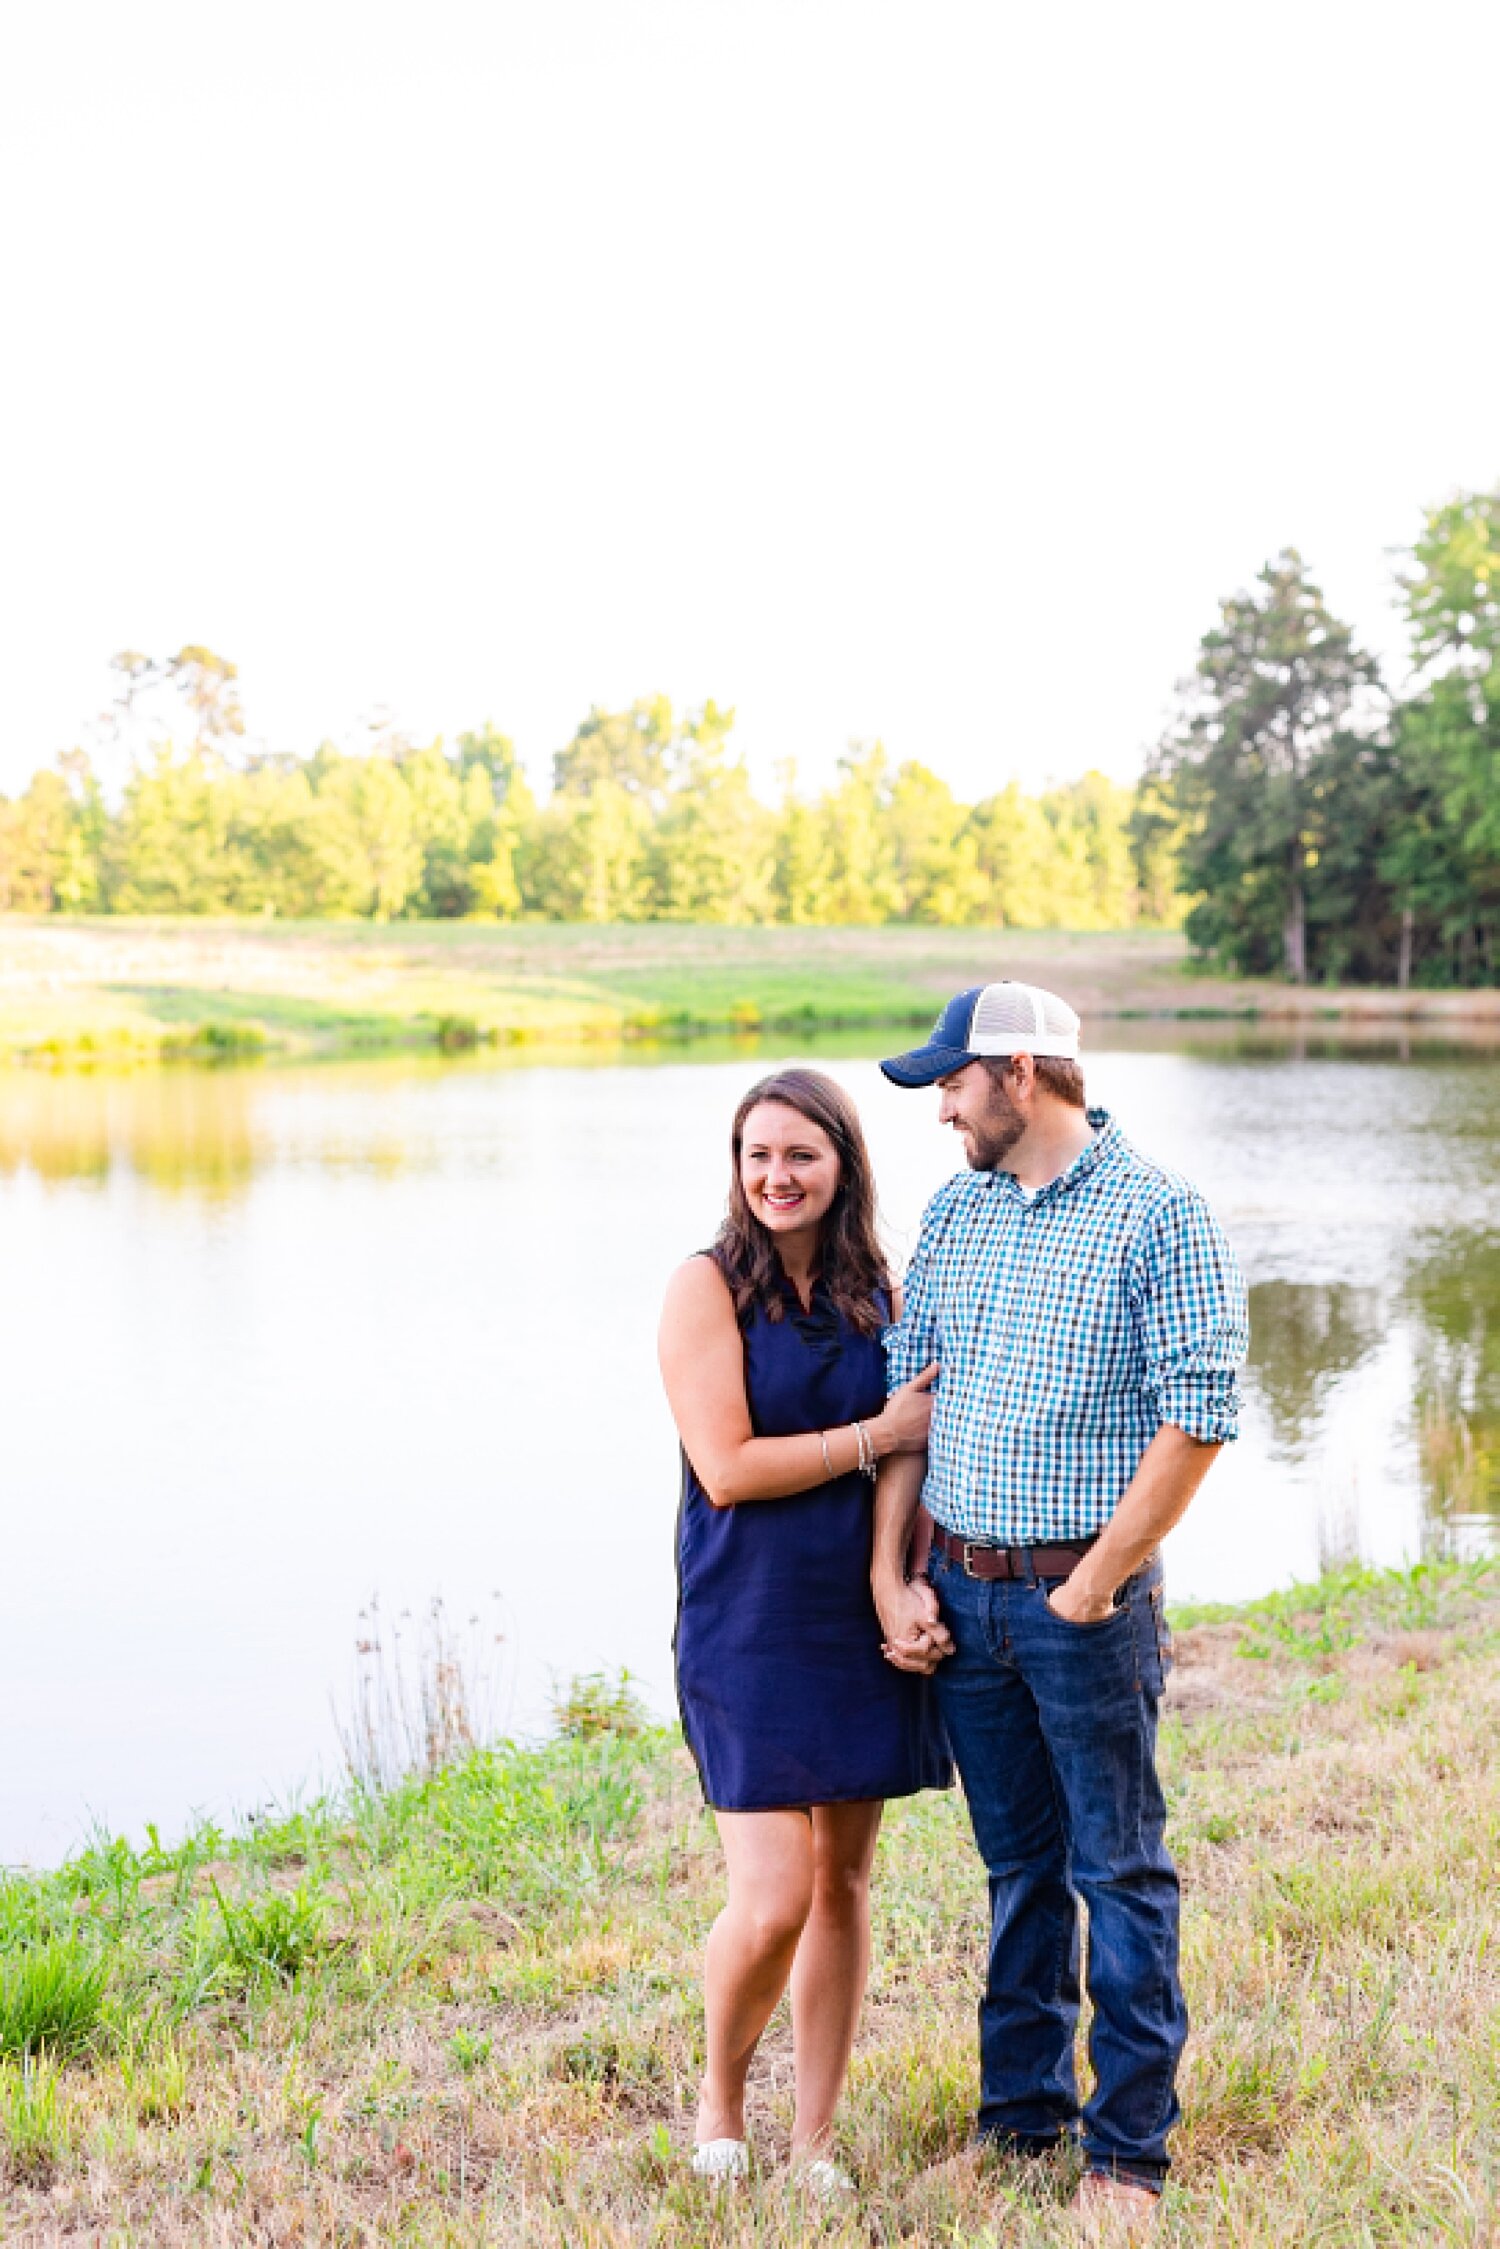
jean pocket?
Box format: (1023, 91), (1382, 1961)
(1039, 1583), (1129, 1633)
(1149, 1581), (1174, 1680)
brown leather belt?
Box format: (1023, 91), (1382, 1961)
(930, 1523), (1098, 1581)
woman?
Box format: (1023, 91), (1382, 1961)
(659, 1068), (950, 2192)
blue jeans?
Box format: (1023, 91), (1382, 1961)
(927, 1544), (1185, 2192)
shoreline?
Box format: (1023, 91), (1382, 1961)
(1, 918), (1499, 1069)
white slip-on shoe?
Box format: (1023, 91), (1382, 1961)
(797, 2157), (855, 2199)
(692, 2137), (749, 2183)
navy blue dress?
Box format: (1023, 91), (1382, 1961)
(674, 1270), (952, 1811)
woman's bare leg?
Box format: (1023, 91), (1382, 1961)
(697, 1809), (816, 2143)
(788, 1799), (884, 2154)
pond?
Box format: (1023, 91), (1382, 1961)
(3, 1026), (1497, 1864)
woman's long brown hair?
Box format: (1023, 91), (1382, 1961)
(711, 1068), (890, 1336)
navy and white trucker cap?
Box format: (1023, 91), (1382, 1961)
(879, 981), (1082, 1088)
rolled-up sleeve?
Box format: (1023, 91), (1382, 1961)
(882, 1190), (949, 1393)
(1132, 1193), (1248, 1443)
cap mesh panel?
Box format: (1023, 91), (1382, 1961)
(970, 981), (1080, 1056)
(972, 985), (1043, 1041)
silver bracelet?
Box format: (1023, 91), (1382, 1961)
(819, 1430), (834, 1481)
(854, 1420), (877, 1480)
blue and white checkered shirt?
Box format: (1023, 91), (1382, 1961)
(884, 1109), (1248, 1544)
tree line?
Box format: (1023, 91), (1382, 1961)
(1, 485), (1495, 979)
(0, 673), (1150, 932)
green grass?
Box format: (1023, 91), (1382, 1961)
(0, 1939), (109, 2061)
(0, 2055), (70, 2181)
(3, 918), (1497, 1068)
(0, 1559), (1496, 2239)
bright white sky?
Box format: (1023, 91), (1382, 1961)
(2, 0), (1497, 804)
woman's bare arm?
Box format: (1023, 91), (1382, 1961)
(658, 1256), (934, 1508)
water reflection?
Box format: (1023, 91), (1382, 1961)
(1406, 1231), (1500, 1549)
(0, 1069), (262, 1197)
(0, 1031), (1497, 1862)
(1245, 1280), (1388, 1454)
(2, 1053), (1498, 1552)
(0, 1064), (447, 1196)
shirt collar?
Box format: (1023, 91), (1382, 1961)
(993, 1106), (1118, 1205)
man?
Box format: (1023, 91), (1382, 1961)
(873, 980), (1248, 2235)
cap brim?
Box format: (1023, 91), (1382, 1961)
(878, 1042), (975, 1088)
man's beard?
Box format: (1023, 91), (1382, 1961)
(963, 1080), (1024, 1171)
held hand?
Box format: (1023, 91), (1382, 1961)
(882, 1634), (944, 1676)
(875, 1361), (940, 1456)
(875, 1573), (954, 1674)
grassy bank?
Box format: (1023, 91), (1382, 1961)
(1, 1561), (1496, 2244)
(3, 920), (1500, 1067)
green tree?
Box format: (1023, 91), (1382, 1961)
(109, 750), (241, 912)
(523, 782), (652, 921)
(1127, 764), (1189, 926)
(306, 753), (424, 919)
(455, 722), (523, 792)
(400, 740), (483, 917)
(886, 762), (988, 924)
(537, 699), (746, 922)
(1154, 551), (1382, 978)
(456, 726), (533, 920)
(229, 763), (331, 916)
(56, 753), (109, 910)
(1385, 490), (1500, 985)
(645, 731), (775, 922)
(552, 697), (678, 805)
(109, 746), (333, 917)
(964, 785), (1061, 926)
(769, 764), (832, 925)
(1404, 489), (1500, 671)
(1046, 773), (1137, 928)
(809, 746), (901, 924)
(1295, 730), (1408, 984)
(0, 764), (104, 912)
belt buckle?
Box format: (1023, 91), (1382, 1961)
(962, 1541), (978, 1578)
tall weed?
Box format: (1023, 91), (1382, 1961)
(336, 1594), (508, 1791)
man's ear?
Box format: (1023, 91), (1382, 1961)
(1009, 1051), (1036, 1100)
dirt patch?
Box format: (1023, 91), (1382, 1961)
(1164, 1623), (1275, 1721)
